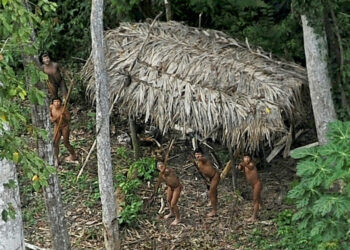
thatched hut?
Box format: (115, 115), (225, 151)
(82, 21), (307, 152)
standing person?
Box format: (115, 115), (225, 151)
(194, 148), (220, 217)
(237, 155), (262, 222)
(154, 161), (182, 226)
(49, 97), (77, 166)
(41, 53), (68, 99)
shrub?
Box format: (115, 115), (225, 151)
(277, 121), (350, 249)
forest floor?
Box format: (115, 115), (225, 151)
(19, 103), (316, 249)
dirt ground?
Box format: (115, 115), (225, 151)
(21, 105), (315, 249)
(119, 148), (297, 250)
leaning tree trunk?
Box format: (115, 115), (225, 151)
(91, 0), (120, 249)
(301, 15), (337, 144)
(0, 157), (25, 250)
(31, 93), (71, 250)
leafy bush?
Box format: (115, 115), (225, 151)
(277, 121), (350, 249)
(115, 151), (156, 225)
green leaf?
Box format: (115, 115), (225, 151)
(12, 152), (20, 163)
(8, 203), (16, 219)
(8, 88), (17, 96)
(296, 196), (310, 209)
(288, 183), (305, 199)
(33, 180), (41, 192)
(296, 160), (318, 177)
(292, 209), (307, 221)
(1, 209), (9, 222)
(313, 196), (337, 216)
(318, 144), (338, 156)
(291, 147), (318, 160)
(3, 179), (16, 189)
(333, 197), (350, 218)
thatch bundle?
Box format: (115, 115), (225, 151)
(81, 21), (307, 151)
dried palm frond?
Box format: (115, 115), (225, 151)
(81, 21), (307, 152)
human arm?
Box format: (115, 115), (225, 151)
(49, 105), (57, 123)
(63, 109), (71, 121)
(152, 173), (164, 197)
(245, 162), (255, 170)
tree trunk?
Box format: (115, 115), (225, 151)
(301, 15), (337, 145)
(164, 0), (172, 21)
(91, 0), (120, 249)
(129, 115), (140, 160)
(21, 1), (71, 247)
(0, 157), (25, 250)
(31, 94), (71, 250)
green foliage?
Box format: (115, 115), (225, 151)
(278, 121), (350, 249)
(291, 0), (350, 121)
(46, 0), (91, 59)
(109, 0), (163, 22)
(272, 210), (312, 249)
(114, 148), (156, 225)
(87, 111), (96, 133)
(1, 203), (16, 222)
(188, 0), (304, 62)
(333, 7), (350, 121)
(0, 0), (59, 199)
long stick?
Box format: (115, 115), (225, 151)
(147, 138), (175, 205)
(77, 12), (163, 180)
(53, 72), (75, 142)
(163, 138), (175, 169)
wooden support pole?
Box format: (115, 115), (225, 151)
(129, 115), (140, 159)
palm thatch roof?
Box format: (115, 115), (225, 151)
(81, 21), (307, 152)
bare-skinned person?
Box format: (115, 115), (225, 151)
(237, 155), (262, 222)
(41, 53), (68, 99)
(194, 148), (220, 217)
(154, 161), (182, 226)
(49, 97), (77, 167)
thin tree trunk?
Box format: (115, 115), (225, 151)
(91, 0), (120, 249)
(164, 0), (172, 21)
(21, 14), (71, 248)
(0, 157), (25, 250)
(21, 2), (71, 247)
(301, 15), (337, 144)
(129, 115), (140, 159)
(31, 93), (71, 250)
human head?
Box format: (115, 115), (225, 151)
(52, 97), (62, 107)
(157, 161), (165, 172)
(243, 155), (251, 164)
(194, 147), (204, 160)
(41, 53), (51, 65)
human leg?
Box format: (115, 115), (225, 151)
(170, 185), (182, 225)
(164, 187), (174, 219)
(62, 125), (76, 161)
(207, 172), (220, 217)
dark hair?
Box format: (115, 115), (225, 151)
(243, 155), (252, 160)
(51, 97), (62, 104)
(194, 147), (203, 154)
(39, 52), (49, 64)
